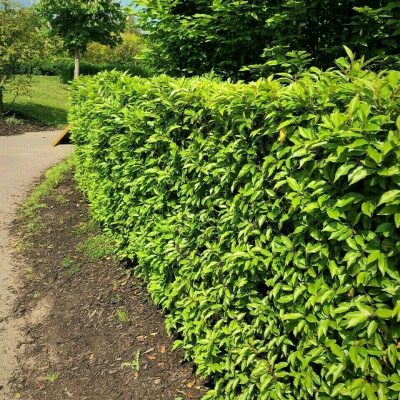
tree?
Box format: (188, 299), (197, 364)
(138, 0), (400, 79)
(38, 0), (127, 79)
(0, 1), (39, 116)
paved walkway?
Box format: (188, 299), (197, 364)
(0, 131), (73, 399)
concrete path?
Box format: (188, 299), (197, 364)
(0, 131), (73, 399)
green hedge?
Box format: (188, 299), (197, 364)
(19, 57), (151, 82)
(69, 63), (400, 400)
(56, 59), (152, 83)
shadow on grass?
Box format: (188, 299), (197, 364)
(6, 102), (68, 127)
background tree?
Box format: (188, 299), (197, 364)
(0, 0), (40, 116)
(138, 0), (400, 79)
(38, 0), (127, 79)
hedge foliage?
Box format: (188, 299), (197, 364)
(19, 57), (151, 83)
(69, 61), (400, 399)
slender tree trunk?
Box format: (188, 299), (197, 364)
(74, 49), (81, 79)
(0, 88), (4, 117)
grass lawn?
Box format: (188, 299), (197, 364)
(4, 76), (69, 127)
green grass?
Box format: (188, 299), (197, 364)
(22, 156), (74, 218)
(116, 308), (130, 323)
(121, 351), (141, 372)
(4, 76), (69, 127)
(46, 373), (60, 383)
(61, 257), (81, 274)
(19, 157), (75, 251)
(78, 234), (115, 262)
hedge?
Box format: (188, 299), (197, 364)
(18, 57), (151, 82)
(69, 63), (400, 400)
(56, 60), (152, 84)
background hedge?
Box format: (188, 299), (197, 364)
(19, 57), (151, 83)
(69, 61), (400, 399)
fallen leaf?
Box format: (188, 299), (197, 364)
(186, 379), (196, 388)
(160, 346), (166, 353)
(143, 347), (155, 355)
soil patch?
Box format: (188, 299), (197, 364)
(0, 114), (54, 136)
(11, 172), (206, 400)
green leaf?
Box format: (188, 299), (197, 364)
(367, 147), (382, 165)
(365, 383), (377, 400)
(287, 177), (300, 192)
(361, 201), (375, 217)
(390, 383), (400, 391)
(388, 344), (397, 367)
(348, 95), (360, 115)
(395, 213), (400, 228)
(378, 190), (400, 206)
(334, 162), (356, 182)
(370, 357), (382, 376)
(375, 308), (392, 319)
(346, 310), (371, 328)
(367, 321), (378, 338)
(343, 45), (354, 61)
(348, 166), (373, 185)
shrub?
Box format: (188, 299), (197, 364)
(57, 59), (151, 83)
(23, 57), (151, 83)
(69, 60), (400, 399)
(83, 32), (145, 65)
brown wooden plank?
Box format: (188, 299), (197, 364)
(52, 125), (72, 147)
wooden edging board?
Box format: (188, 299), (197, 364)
(52, 125), (72, 147)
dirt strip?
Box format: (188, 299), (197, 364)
(10, 171), (206, 400)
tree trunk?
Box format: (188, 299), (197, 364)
(0, 88), (4, 117)
(74, 49), (81, 79)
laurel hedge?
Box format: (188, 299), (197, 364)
(69, 64), (400, 400)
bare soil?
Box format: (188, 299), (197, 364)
(0, 115), (53, 136)
(11, 172), (206, 400)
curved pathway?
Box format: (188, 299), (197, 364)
(0, 131), (72, 399)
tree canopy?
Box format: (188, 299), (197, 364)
(39, 0), (127, 77)
(139, 0), (400, 79)
(0, 1), (42, 114)
(39, 0), (127, 54)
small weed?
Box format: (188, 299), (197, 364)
(47, 373), (60, 383)
(61, 257), (81, 274)
(18, 219), (43, 251)
(5, 115), (24, 126)
(113, 293), (123, 303)
(116, 308), (130, 323)
(73, 219), (98, 235)
(51, 193), (68, 204)
(78, 234), (114, 262)
(112, 280), (119, 291)
(121, 351), (141, 372)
